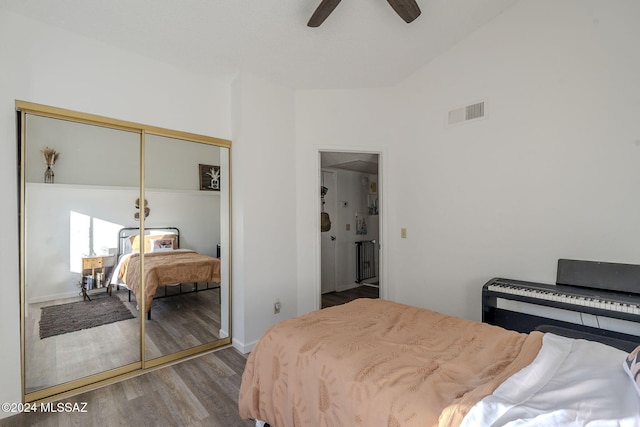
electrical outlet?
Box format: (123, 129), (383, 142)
(401, 228), (407, 239)
(274, 300), (281, 314)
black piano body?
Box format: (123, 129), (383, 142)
(482, 259), (640, 345)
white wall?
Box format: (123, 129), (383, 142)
(145, 134), (224, 191)
(0, 10), (233, 415)
(231, 72), (297, 352)
(25, 115), (140, 186)
(25, 184), (221, 302)
(296, 0), (640, 320)
(391, 0), (640, 318)
(296, 89), (396, 314)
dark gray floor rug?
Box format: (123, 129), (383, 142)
(39, 297), (135, 339)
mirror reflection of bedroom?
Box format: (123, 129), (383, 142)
(142, 134), (228, 361)
(19, 103), (230, 401)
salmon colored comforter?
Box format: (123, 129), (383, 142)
(118, 250), (220, 312)
(239, 299), (542, 427)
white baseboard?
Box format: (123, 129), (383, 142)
(28, 290), (81, 304)
(233, 337), (258, 354)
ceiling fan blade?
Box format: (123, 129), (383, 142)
(387, 0), (421, 23)
(308, 0), (342, 27)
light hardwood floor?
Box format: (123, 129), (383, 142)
(0, 346), (253, 427)
(25, 285), (222, 394)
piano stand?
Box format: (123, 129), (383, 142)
(486, 304), (640, 346)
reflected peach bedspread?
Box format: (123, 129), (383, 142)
(118, 250), (220, 312)
(239, 299), (542, 427)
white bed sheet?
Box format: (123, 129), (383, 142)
(110, 252), (131, 287)
(461, 333), (640, 426)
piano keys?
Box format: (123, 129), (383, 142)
(482, 259), (640, 342)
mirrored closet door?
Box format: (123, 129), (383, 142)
(18, 101), (231, 402)
(142, 134), (230, 363)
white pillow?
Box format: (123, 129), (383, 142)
(623, 344), (640, 397)
(150, 238), (174, 252)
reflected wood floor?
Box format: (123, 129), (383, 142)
(24, 286), (222, 394)
(0, 346), (253, 427)
(321, 285), (379, 308)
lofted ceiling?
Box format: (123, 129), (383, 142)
(1, 0), (518, 90)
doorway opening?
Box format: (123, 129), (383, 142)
(319, 151), (381, 309)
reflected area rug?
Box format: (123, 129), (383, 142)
(39, 297), (135, 339)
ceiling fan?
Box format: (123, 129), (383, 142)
(308, 0), (421, 27)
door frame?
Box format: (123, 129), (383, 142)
(316, 148), (386, 309)
(320, 169), (338, 294)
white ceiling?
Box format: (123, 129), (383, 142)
(322, 152), (379, 174)
(1, 0), (518, 90)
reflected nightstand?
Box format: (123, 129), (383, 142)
(81, 255), (115, 301)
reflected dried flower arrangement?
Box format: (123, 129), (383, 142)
(41, 147), (59, 166)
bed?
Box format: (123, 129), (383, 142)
(238, 298), (640, 426)
(110, 227), (221, 317)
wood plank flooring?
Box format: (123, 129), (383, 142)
(3, 286), (380, 426)
(24, 285), (222, 394)
(0, 346), (254, 427)
(321, 285), (379, 308)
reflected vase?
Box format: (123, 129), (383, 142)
(44, 166), (54, 183)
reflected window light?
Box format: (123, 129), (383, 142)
(93, 218), (122, 256)
(69, 211), (90, 273)
(69, 211), (121, 273)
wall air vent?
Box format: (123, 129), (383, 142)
(447, 101), (486, 126)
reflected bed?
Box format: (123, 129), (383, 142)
(110, 227), (221, 317)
